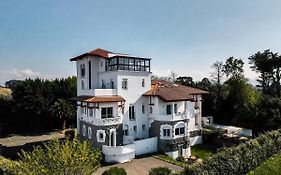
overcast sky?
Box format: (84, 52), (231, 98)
(1, 0), (281, 85)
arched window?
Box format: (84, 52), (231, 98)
(123, 124), (129, 136)
(174, 122), (186, 136)
(82, 125), (86, 137)
(88, 127), (92, 139)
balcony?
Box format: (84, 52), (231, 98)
(150, 112), (190, 122)
(78, 88), (117, 96)
(90, 116), (122, 126)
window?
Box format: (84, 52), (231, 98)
(81, 80), (84, 89)
(129, 106), (135, 120)
(106, 57), (150, 72)
(161, 124), (172, 139)
(102, 79), (105, 89)
(101, 61), (103, 67)
(101, 107), (113, 119)
(195, 114), (199, 125)
(80, 64), (85, 77)
(150, 106), (153, 113)
(166, 105), (172, 114)
(97, 129), (106, 142)
(89, 108), (93, 117)
(88, 127), (92, 139)
(174, 104), (178, 114)
(175, 126), (185, 136)
(80, 107), (83, 114)
(123, 125), (129, 136)
(82, 107), (87, 114)
(82, 125), (86, 136)
(142, 104), (145, 114)
(163, 128), (171, 137)
(110, 79), (114, 89)
(134, 126), (137, 132)
(122, 79), (128, 89)
(88, 61), (91, 89)
(142, 79), (145, 87)
(142, 124), (146, 131)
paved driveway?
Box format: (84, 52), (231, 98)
(94, 157), (184, 175)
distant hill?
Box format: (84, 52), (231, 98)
(0, 87), (12, 99)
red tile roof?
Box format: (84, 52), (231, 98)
(143, 80), (208, 102)
(70, 48), (112, 61)
(72, 95), (125, 103)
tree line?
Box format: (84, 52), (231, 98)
(0, 77), (76, 137)
(1, 49), (281, 136)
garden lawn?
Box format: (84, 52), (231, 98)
(191, 144), (215, 160)
(248, 153), (281, 175)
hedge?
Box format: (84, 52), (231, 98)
(183, 129), (281, 175)
(149, 167), (172, 175)
(102, 167), (127, 175)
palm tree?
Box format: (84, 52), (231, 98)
(50, 99), (75, 131)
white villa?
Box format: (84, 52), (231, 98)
(70, 48), (208, 163)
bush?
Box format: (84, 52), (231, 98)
(2, 137), (101, 175)
(65, 128), (76, 139)
(184, 129), (281, 175)
(176, 156), (185, 162)
(149, 167), (172, 175)
(102, 167), (127, 175)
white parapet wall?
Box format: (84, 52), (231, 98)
(190, 136), (202, 146)
(102, 145), (135, 163)
(102, 137), (158, 163)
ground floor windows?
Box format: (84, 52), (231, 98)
(88, 127), (92, 139)
(161, 124), (172, 139)
(101, 107), (113, 119)
(97, 129), (106, 143)
(174, 122), (186, 136)
(82, 125), (86, 137)
(142, 124), (146, 131)
(123, 124), (129, 136)
(175, 127), (185, 136)
(163, 128), (171, 137)
(129, 106), (135, 120)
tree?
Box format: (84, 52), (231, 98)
(249, 49), (275, 94)
(176, 76), (195, 87)
(2, 138), (102, 175)
(211, 61), (224, 86)
(50, 99), (76, 130)
(168, 71), (178, 82)
(223, 57), (244, 79)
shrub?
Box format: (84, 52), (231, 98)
(2, 137), (101, 175)
(183, 129), (281, 175)
(176, 156), (185, 162)
(102, 167), (127, 175)
(65, 128), (76, 139)
(149, 167), (172, 175)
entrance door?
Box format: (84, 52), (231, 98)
(178, 145), (183, 156)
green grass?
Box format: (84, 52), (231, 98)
(191, 144), (215, 160)
(248, 153), (281, 175)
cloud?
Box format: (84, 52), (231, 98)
(0, 68), (58, 86)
